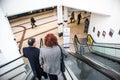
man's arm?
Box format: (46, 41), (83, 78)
(23, 48), (27, 57)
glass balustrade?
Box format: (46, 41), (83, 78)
(78, 45), (120, 73)
(64, 54), (111, 80)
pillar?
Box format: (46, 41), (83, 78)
(57, 5), (63, 37)
(63, 6), (70, 48)
(64, 6), (68, 28)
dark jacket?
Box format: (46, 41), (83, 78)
(31, 17), (36, 23)
(23, 47), (43, 76)
(85, 18), (89, 28)
(78, 13), (81, 20)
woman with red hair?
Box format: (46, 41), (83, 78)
(39, 33), (68, 80)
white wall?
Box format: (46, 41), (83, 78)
(1, 0), (56, 16)
(1, 0), (114, 16)
(62, 0), (113, 15)
(0, 8), (22, 65)
(0, 7), (26, 80)
(88, 0), (120, 43)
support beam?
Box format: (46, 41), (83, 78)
(57, 5), (63, 37)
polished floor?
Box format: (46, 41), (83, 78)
(9, 8), (90, 56)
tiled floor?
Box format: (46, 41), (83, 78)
(9, 8), (90, 55)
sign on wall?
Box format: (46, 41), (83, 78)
(102, 31), (106, 37)
(93, 27), (95, 33)
(63, 28), (70, 48)
(109, 28), (114, 37)
(97, 31), (100, 37)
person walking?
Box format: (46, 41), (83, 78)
(84, 18), (89, 33)
(23, 38), (48, 80)
(77, 13), (81, 25)
(31, 17), (37, 28)
(39, 33), (68, 80)
(70, 11), (75, 23)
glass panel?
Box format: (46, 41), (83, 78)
(82, 46), (120, 73)
(64, 54), (111, 80)
(92, 43), (120, 58)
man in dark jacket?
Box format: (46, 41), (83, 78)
(31, 17), (37, 28)
(77, 13), (81, 25)
(70, 11), (75, 23)
(23, 38), (47, 80)
(84, 18), (89, 33)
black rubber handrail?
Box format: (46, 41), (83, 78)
(91, 44), (120, 50)
(91, 51), (120, 64)
(40, 38), (43, 48)
(74, 34), (120, 63)
(69, 51), (120, 80)
(74, 34), (120, 50)
(74, 34), (120, 49)
(65, 66), (74, 80)
(87, 34), (120, 45)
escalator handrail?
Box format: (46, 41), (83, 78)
(74, 34), (120, 49)
(91, 44), (120, 50)
(87, 34), (120, 45)
(74, 34), (120, 64)
(68, 51), (120, 80)
(40, 38), (43, 48)
(91, 51), (120, 63)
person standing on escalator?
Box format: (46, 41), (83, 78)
(84, 18), (89, 33)
(70, 11), (75, 23)
(23, 38), (48, 80)
(77, 13), (81, 25)
(39, 33), (68, 80)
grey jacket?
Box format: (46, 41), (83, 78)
(39, 45), (68, 75)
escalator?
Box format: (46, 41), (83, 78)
(1, 37), (120, 80)
(64, 52), (116, 80)
(81, 47), (120, 73)
(72, 34), (120, 80)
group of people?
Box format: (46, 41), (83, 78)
(31, 11), (89, 33)
(70, 11), (89, 33)
(23, 33), (68, 80)
(70, 11), (82, 25)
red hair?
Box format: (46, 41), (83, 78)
(44, 33), (58, 47)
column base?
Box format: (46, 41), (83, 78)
(58, 32), (63, 37)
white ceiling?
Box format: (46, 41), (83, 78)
(0, 0), (114, 16)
